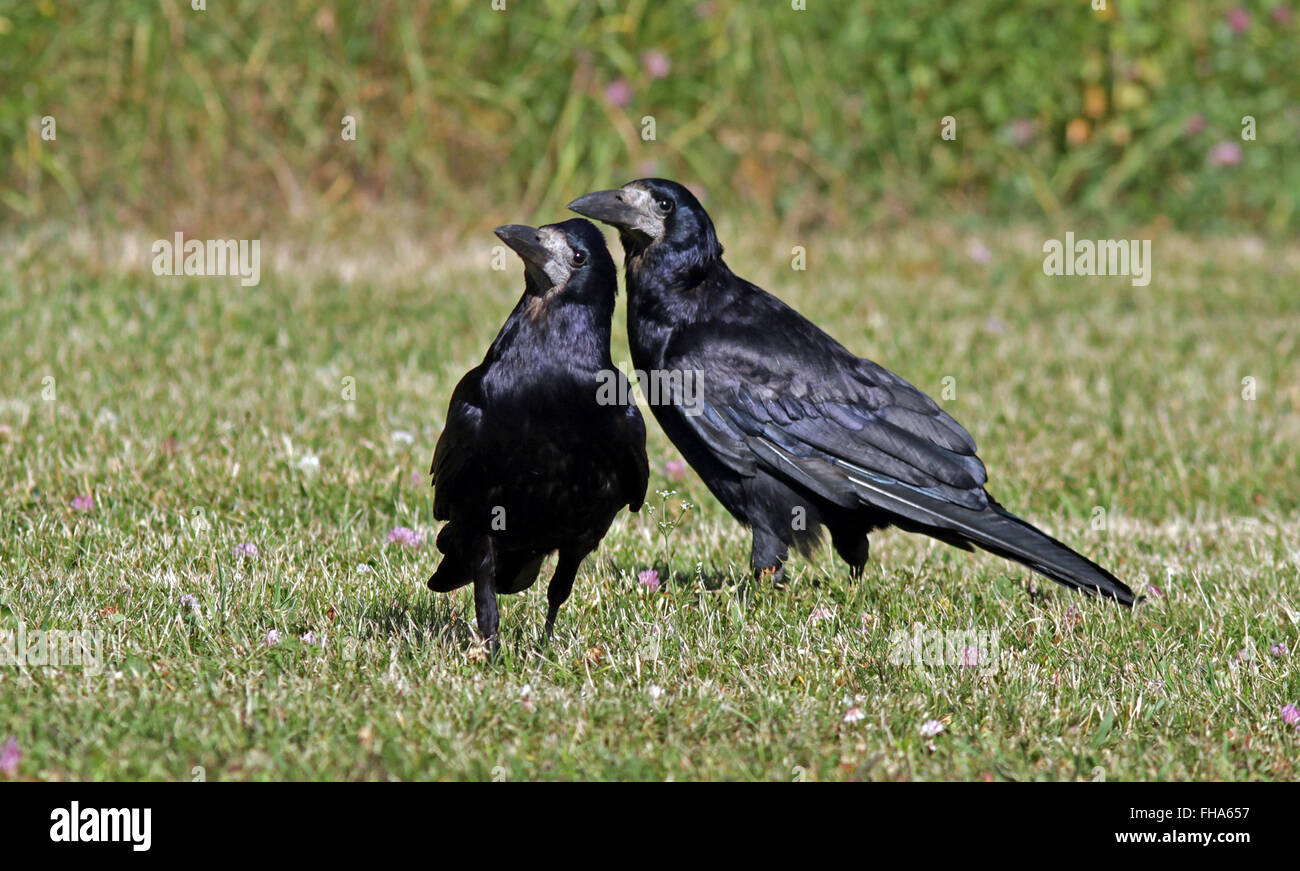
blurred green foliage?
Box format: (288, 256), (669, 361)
(3, 0), (1297, 234)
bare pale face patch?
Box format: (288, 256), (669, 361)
(536, 227), (576, 289)
(618, 185), (667, 239)
(524, 228), (584, 320)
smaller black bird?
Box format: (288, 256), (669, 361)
(428, 219), (648, 653)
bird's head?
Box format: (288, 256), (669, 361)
(493, 218), (616, 307)
(568, 178), (722, 269)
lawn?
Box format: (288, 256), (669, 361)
(1, 220), (1297, 781)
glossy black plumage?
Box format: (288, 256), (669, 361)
(569, 179), (1133, 605)
(428, 219), (649, 651)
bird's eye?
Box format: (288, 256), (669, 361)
(572, 250), (587, 265)
(656, 197), (674, 213)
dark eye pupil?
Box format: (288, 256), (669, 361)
(573, 251), (586, 264)
(657, 198), (673, 212)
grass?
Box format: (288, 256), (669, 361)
(1, 219), (1298, 781)
(6, 1), (1299, 233)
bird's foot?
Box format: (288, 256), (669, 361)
(468, 635), (500, 663)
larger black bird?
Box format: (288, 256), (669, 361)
(570, 179), (1133, 605)
(428, 219), (649, 651)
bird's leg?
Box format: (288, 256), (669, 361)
(544, 549), (586, 641)
(750, 527), (789, 586)
(471, 535), (500, 657)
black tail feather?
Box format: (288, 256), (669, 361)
(838, 467), (1134, 605)
(428, 525), (471, 592)
(960, 502), (1135, 605)
(428, 555), (470, 592)
(427, 525), (547, 595)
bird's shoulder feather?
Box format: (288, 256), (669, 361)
(655, 274), (988, 509)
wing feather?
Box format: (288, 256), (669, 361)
(659, 320), (989, 513)
(430, 372), (486, 521)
